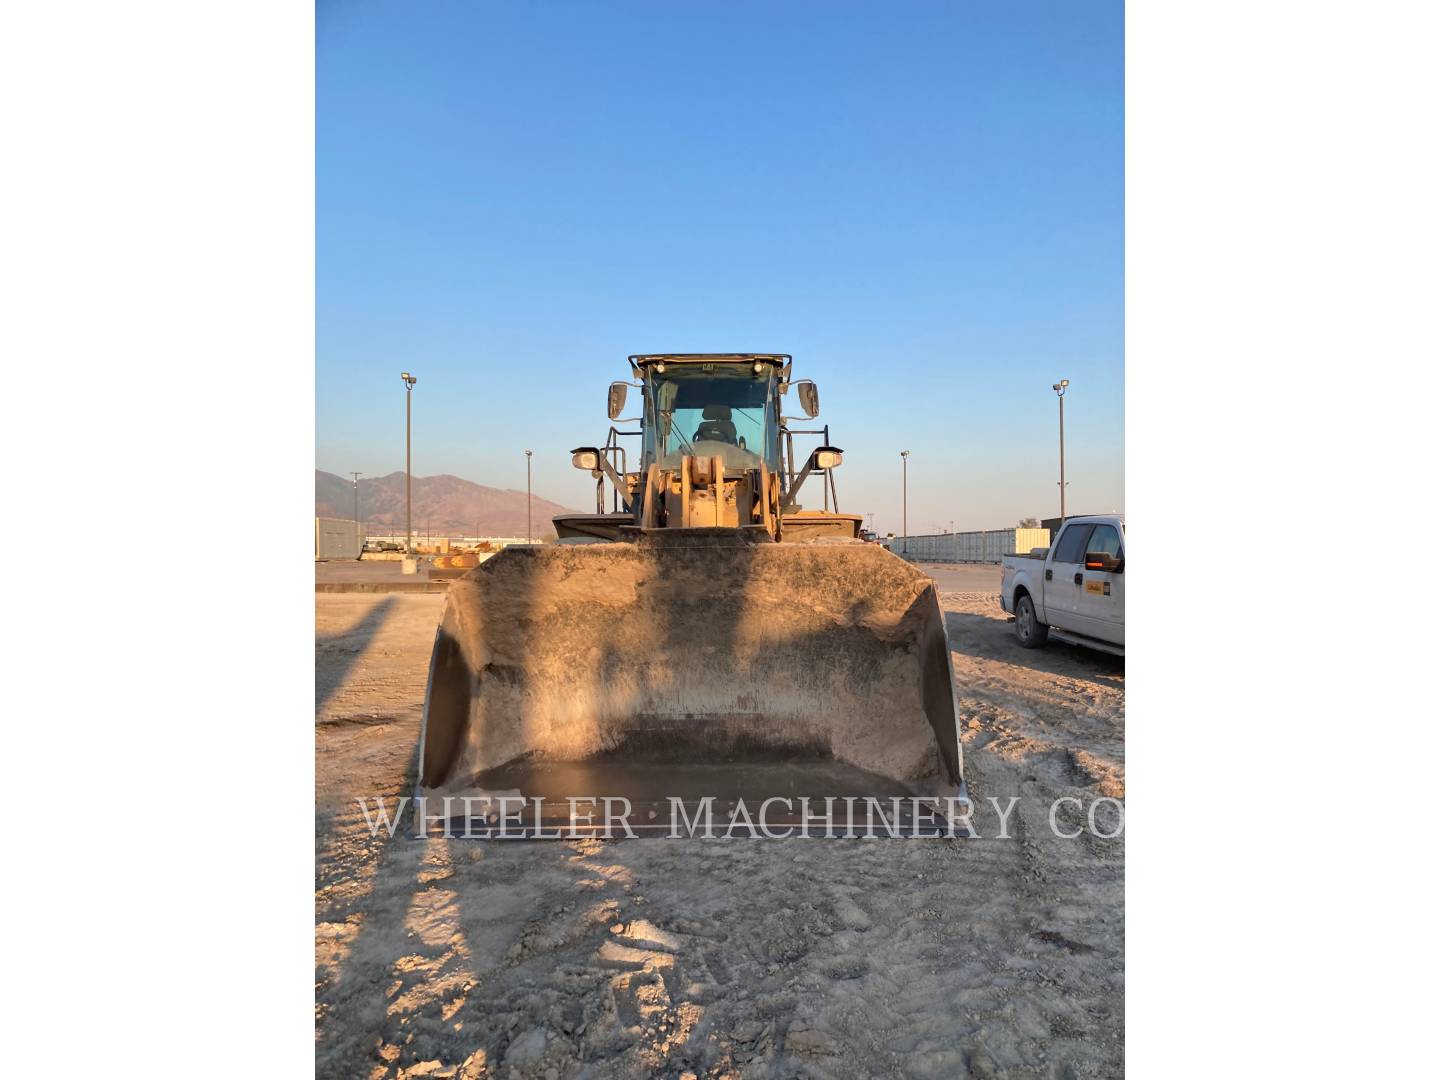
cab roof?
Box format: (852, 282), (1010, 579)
(629, 353), (791, 373)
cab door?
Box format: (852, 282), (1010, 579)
(1073, 523), (1125, 644)
(1044, 522), (1093, 632)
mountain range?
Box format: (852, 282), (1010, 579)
(315, 470), (582, 539)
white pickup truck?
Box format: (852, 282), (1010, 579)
(999, 515), (1125, 655)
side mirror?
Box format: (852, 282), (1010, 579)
(1084, 551), (1123, 573)
(571, 447), (601, 472)
(796, 380), (820, 418)
(607, 382), (628, 420)
(812, 447), (843, 470)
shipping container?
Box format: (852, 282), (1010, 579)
(315, 517), (363, 560)
(893, 527), (1050, 564)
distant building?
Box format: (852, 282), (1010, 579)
(315, 517), (363, 560)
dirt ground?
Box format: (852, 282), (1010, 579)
(315, 580), (1124, 1079)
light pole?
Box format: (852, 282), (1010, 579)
(525, 449), (533, 543)
(900, 450), (910, 556)
(350, 471), (362, 551)
(1052, 380), (1069, 523)
(402, 372), (416, 553)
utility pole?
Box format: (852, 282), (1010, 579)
(401, 372), (417, 553)
(1052, 380), (1069, 523)
(525, 449), (534, 543)
(900, 450), (910, 556)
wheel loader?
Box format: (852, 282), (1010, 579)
(416, 354), (967, 837)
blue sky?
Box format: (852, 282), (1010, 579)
(317, 0), (1123, 533)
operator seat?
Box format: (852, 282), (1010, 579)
(693, 404), (738, 445)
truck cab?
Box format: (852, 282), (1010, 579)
(999, 515), (1125, 655)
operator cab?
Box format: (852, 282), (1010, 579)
(635, 355), (784, 473)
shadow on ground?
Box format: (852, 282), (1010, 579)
(316, 596), (399, 710)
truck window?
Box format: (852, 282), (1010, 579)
(1052, 523), (1094, 564)
(1086, 524), (1123, 558)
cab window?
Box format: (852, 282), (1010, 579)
(644, 366), (779, 472)
(1052, 523), (1094, 564)
(1086, 524), (1123, 559)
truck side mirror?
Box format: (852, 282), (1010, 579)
(1084, 551), (1123, 573)
(796, 380), (820, 418)
(607, 382), (628, 420)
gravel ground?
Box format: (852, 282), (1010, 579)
(315, 584), (1124, 1078)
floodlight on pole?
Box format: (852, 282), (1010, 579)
(900, 450), (911, 556)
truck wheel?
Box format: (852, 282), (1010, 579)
(1015, 594), (1049, 648)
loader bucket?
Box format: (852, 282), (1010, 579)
(416, 533), (966, 837)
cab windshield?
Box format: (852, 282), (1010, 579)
(644, 365), (778, 472)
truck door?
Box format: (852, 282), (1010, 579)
(1045, 522), (1094, 632)
(1073, 523), (1125, 644)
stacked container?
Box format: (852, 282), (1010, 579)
(892, 527), (1050, 564)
